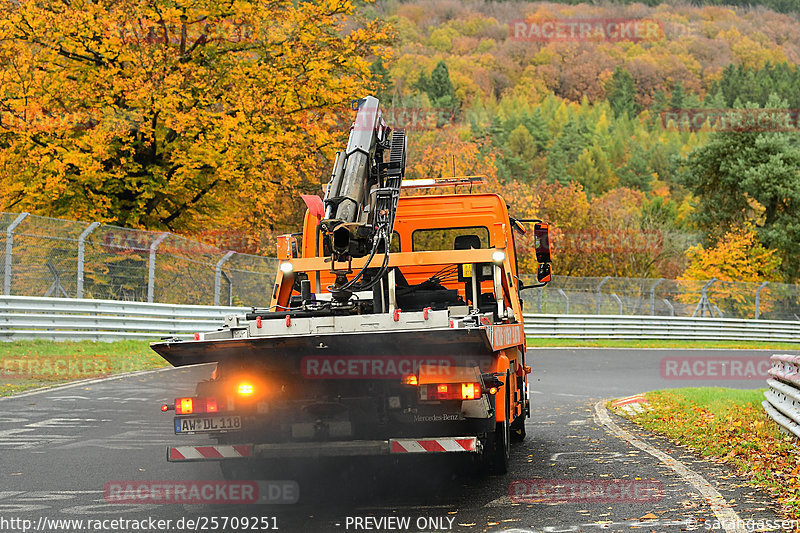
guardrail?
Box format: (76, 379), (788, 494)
(0, 295), (246, 342)
(763, 354), (800, 439)
(523, 314), (800, 343)
(2, 298), (800, 343)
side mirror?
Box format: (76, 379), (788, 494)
(534, 223), (552, 282)
(514, 219), (553, 289)
(533, 222), (551, 264)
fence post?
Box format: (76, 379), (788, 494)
(755, 281), (768, 320)
(76, 222), (100, 299)
(4, 212), (29, 295)
(537, 287), (542, 313)
(147, 232), (169, 303)
(222, 270), (233, 306)
(662, 298), (675, 316)
(558, 288), (569, 314)
(596, 276), (610, 314)
(650, 278), (664, 316)
(611, 293), (623, 315)
(692, 278), (717, 318)
(214, 251), (235, 306)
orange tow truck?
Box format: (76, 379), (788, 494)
(151, 96), (552, 475)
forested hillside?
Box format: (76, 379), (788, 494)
(368, 0), (800, 281)
(1, 0), (799, 282)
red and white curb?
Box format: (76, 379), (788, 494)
(610, 394), (650, 415)
(389, 437), (478, 453)
(168, 445), (252, 462)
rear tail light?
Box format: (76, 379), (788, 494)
(178, 398), (193, 414)
(174, 397), (220, 415)
(420, 382), (482, 401)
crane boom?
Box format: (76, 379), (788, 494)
(321, 96), (406, 263)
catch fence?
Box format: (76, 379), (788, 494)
(1, 212), (277, 307)
(3, 211), (800, 320)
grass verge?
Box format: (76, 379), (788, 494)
(528, 338), (800, 350)
(614, 387), (800, 519)
(0, 340), (169, 396)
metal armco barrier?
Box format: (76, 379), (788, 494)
(0, 295), (246, 342)
(2, 299), (800, 343)
(763, 354), (800, 439)
(523, 314), (800, 342)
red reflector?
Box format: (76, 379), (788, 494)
(160, 404), (169, 412)
(194, 333), (200, 341)
(206, 398), (218, 413)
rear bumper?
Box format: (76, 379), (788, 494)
(167, 436), (481, 462)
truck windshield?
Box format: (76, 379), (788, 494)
(411, 226), (490, 251)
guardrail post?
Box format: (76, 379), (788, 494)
(4, 212), (29, 295)
(650, 278), (664, 316)
(147, 232), (169, 303)
(214, 251), (235, 306)
(596, 276), (610, 314)
(755, 281), (768, 320)
(76, 222), (100, 299)
(558, 288), (569, 314)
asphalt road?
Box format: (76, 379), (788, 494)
(0, 348), (795, 533)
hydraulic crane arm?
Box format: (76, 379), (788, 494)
(321, 96), (406, 263)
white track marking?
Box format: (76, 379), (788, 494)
(0, 365), (202, 401)
(594, 400), (746, 533)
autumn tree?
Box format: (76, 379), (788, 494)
(680, 95), (800, 280)
(0, 0), (390, 239)
(682, 225), (782, 283)
(679, 225), (782, 317)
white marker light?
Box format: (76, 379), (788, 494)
(491, 250), (506, 264)
(279, 262), (294, 274)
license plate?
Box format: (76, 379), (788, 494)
(174, 416), (241, 434)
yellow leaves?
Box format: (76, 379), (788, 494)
(0, 0), (390, 235)
(681, 225), (781, 284)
